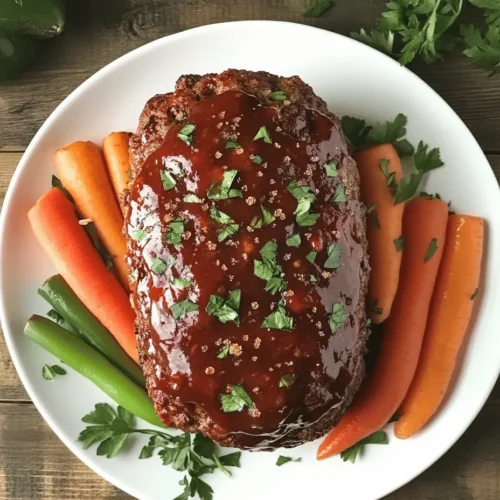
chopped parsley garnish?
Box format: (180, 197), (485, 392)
(306, 251), (317, 263)
(251, 205), (276, 228)
(183, 193), (203, 203)
(253, 125), (272, 144)
(379, 159), (397, 190)
(287, 180), (320, 227)
(262, 302), (294, 331)
(131, 229), (147, 242)
(324, 160), (338, 177)
(210, 208), (239, 242)
(369, 299), (383, 315)
(329, 302), (349, 333)
(254, 240), (286, 294)
(331, 184), (347, 203)
(160, 170), (176, 190)
(171, 277), (192, 289)
(276, 455), (302, 466)
(207, 169), (242, 200)
(394, 235), (405, 252)
(471, 288), (479, 300)
(165, 219), (185, 245)
(206, 289), (241, 325)
(340, 431), (389, 464)
(324, 243), (342, 269)
(177, 123), (195, 145)
(42, 364), (66, 381)
(171, 299), (199, 320)
(279, 373), (296, 388)
(250, 154), (263, 165)
(286, 234), (301, 247)
(151, 258), (167, 274)
(309, 274), (318, 283)
(424, 238), (438, 263)
(217, 345), (231, 359)
(270, 90), (287, 101)
(303, 0), (334, 18)
(225, 139), (241, 149)
(220, 385), (253, 413)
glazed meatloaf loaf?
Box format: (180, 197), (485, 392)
(126, 69), (370, 449)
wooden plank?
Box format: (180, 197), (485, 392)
(0, 401), (499, 499)
(1, 0), (499, 152)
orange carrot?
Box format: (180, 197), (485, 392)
(317, 196), (449, 460)
(28, 188), (138, 362)
(102, 132), (132, 216)
(55, 141), (129, 290)
(395, 214), (484, 439)
(354, 144), (404, 323)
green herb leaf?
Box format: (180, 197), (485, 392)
(210, 208), (233, 225)
(171, 277), (192, 289)
(47, 309), (64, 324)
(424, 238), (438, 263)
(351, 28), (395, 55)
(217, 345), (231, 359)
(379, 159), (397, 190)
(165, 219), (185, 245)
(220, 385), (253, 412)
(262, 302), (294, 331)
(131, 229), (147, 242)
(218, 451), (241, 468)
(331, 184), (347, 203)
(394, 235), (405, 252)
(297, 211), (321, 227)
(253, 126), (272, 144)
(303, 0), (334, 18)
(183, 194), (203, 203)
(341, 116), (372, 149)
(254, 240), (286, 294)
(369, 299), (383, 315)
(270, 90), (287, 101)
(279, 373), (296, 388)
(193, 434), (216, 459)
(329, 302), (349, 333)
(309, 274), (318, 283)
(42, 364), (66, 380)
(206, 290), (241, 325)
(306, 251), (317, 263)
(286, 234), (301, 247)
(393, 172), (423, 205)
(207, 169), (242, 200)
(340, 431), (389, 464)
(52, 175), (73, 201)
(160, 170), (176, 190)
(171, 300), (199, 320)
(225, 139), (241, 149)
(324, 160), (338, 177)
(276, 455), (302, 466)
(250, 154), (263, 165)
(414, 140), (444, 173)
(261, 205), (276, 225)
(209, 208), (239, 242)
(324, 243), (342, 269)
(178, 123), (195, 145)
(151, 258), (167, 274)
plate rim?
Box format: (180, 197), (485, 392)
(1, 19), (499, 500)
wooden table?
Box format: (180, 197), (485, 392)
(1, 1), (499, 498)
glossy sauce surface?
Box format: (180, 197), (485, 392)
(127, 90), (367, 446)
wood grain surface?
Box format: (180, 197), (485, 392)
(0, 0), (499, 499)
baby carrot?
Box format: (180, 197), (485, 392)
(354, 144), (404, 323)
(395, 214), (484, 439)
(28, 188), (138, 362)
(102, 132), (132, 216)
(317, 196), (448, 460)
(55, 141), (129, 290)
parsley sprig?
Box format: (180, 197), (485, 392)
(206, 289), (241, 325)
(210, 208), (239, 242)
(254, 240), (287, 294)
(78, 403), (241, 500)
(207, 170), (242, 200)
(287, 181), (320, 227)
(340, 431), (389, 463)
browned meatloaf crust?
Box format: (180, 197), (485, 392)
(127, 69), (370, 449)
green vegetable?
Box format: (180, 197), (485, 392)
(324, 243), (342, 269)
(165, 219), (185, 245)
(262, 302), (294, 331)
(42, 363), (66, 380)
(207, 169), (242, 200)
(254, 240), (286, 294)
(279, 374), (296, 388)
(340, 431), (389, 463)
(171, 277), (192, 289)
(306, 251), (317, 263)
(351, 29), (394, 55)
(270, 90), (287, 100)
(206, 289), (241, 325)
(253, 125), (272, 143)
(38, 275), (145, 387)
(461, 24), (500, 74)
(210, 208), (239, 242)
(287, 180), (320, 227)
(79, 403), (240, 500)
(151, 258), (167, 274)
(217, 345), (230, 359)
(324, 160), (337, 177)
(250, 205), (275, 228)
(0, 0), (65, 38)
(225, 139), (241, 149)
(329, 302), (349, 333)
(25, 315), (161, 426)
(394, 235), (405, 252)
(303, 0), (334, 18)
(276, 455), (302, 466)
(0, 35), (38, 81)
(424, 237), (439, 263)
(183, 193), (203, 203)
(171, 300), (199, 320)
(220, 385), (254, 412)
(177, 123), (195, 145)
(160, 170), (176, 190)
(250, 154), (263, 165)
(286, 234), (301, 247)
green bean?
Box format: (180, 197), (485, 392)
(39, 275), (144, 387)
(25, 315), (162, 427)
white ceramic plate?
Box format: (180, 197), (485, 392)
(1, 21), (499, 500)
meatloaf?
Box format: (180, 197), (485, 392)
(126, 69), (370, 449)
